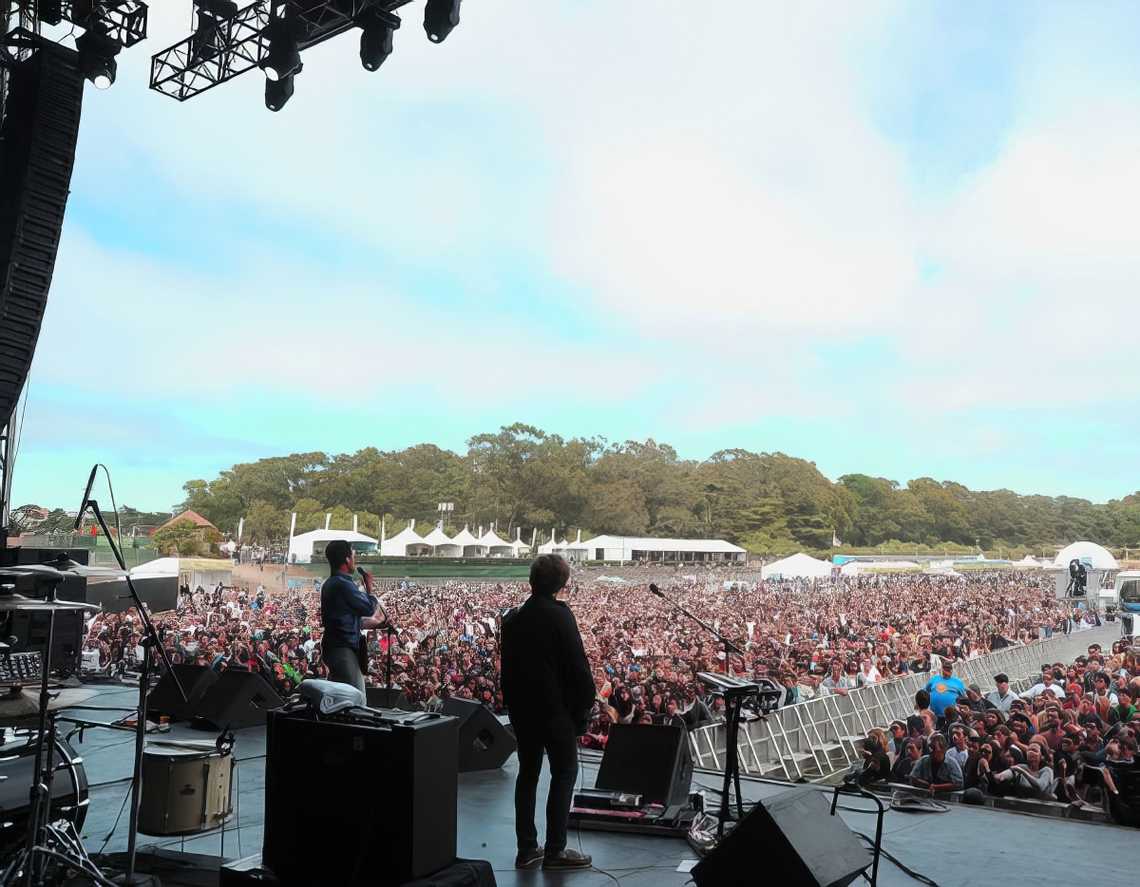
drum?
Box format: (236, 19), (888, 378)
(139, 745), (234, 836)
(0, 730), (88, 849)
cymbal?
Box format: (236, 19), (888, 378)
(0, 594), (102, 613)
(0, 687), (100, 726)
(0, 562), (129, 579)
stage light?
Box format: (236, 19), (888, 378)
(423, 0), (461, 44)
(261, 19), (301, 83)
(75, 28), (121, 89)
(265, 69), (296, 111)
(359, 12), (399, 72)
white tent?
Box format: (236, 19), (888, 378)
(478, 524), (514, 557)
(1053, 541), (1118, 571)
(761, 552), (833, 580)
(451, 524), (484, 558)
(288, 529), (378, 564)
(422, 523), (461, 557)
(537, 530), (564, 556)
(508, 527), (531, 557)
(380, 520), (431, 557)
(563, 530), (589, 562)
(1015, 554), (1046, 569)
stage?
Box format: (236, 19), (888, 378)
(62, 683), (1135, 887)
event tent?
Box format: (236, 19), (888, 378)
(288, 529), (378, 564)
(1053, 541), (1118, 571)
(761, 552), (833, 579)
(508, 528), (531, 557)
(537, 530), (564, 556)
(478, 525), (514, 557)
(1015, 555), (1046, 569)
(450, 525), (483, 558)
(422, 523), (461, 557)
(380, 521), (431, 557)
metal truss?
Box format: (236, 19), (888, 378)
(5, 1), (148, 47)
(149, 0), (410, 102)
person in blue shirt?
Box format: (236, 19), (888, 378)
(924, 658), (967, 720)
(319, 540), (386, 693)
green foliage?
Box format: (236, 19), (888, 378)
(174, 425), (1140, 555)
(152, 520), (220, 557)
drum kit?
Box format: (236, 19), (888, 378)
(0, 551), (233, 886)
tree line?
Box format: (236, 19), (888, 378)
(161, 423), (1140, 556)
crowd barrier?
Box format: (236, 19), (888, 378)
(686, 623), (1122, 781)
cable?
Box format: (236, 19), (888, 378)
(852, 830), (942, 887)
(96, 781), (133, 855)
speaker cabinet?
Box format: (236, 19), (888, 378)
(440, 697), (517, 772)
(147, 664), (219, 721)
(194, 669), (284, 729)
(366, 686), (411, 709)
(692, 786), (870, 887)
(263, 709), (459, 885)
(595, 723), (693, 806)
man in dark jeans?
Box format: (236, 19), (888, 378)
(501, 555), (595, 871)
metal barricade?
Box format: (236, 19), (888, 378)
(687, 624), (1117, 780)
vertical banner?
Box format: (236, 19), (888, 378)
(353, 514), (358, 533)
(324, 512), (331, 531)
(237, 517), (244, 542)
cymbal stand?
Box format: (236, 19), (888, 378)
(0, 579), (112, 887)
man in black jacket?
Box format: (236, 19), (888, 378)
(501, 555), (595, 871)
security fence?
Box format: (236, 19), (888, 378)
(687, 624), (1121, 781)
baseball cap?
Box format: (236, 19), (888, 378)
(994, 673), (1009, 683)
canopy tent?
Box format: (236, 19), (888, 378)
(761, 552), (833, 580)
(508, 527), (531, 557)
(537, 530), (564, 556)
(379, 521), (431, 557)
(478, 525), (514, 557)
(839, 559), (919, 576)
(563, 530), (589, 562)
(1015, 554), (1046, 568)
(422, 523), (461, 557)
(1053, 541), (1118, 571)
(450, 524), (485, 558)
(288, 529), (378, 564)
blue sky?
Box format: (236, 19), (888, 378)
(10, 1), (1140, 511)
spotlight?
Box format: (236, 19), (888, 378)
(76, 28), (121, 89)
(359, 12), (399, 72)
(265, 69), (296, 112)
(260, 18), (301, 82)
(423, 0), (460, 44)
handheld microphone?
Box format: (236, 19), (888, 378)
(648, 583), (663, 597)
(357, 566), (372, 584)
(73, 464), (99, 531)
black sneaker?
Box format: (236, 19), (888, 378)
(515, 846), (544, 869)
(543, 848), (592, 870)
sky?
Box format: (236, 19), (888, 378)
(9, 1), (1140, 512)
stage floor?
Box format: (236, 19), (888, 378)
(61, 684), (1136, 886)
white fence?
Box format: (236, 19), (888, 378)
(687, 624), (1120, 781)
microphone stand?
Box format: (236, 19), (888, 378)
(82, 498), (187, 887)
(648, 584), (748, 835)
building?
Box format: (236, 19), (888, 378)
(287, 528), (378, 564)
(577, 535), (747, 563)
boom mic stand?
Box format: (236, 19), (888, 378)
(79, 498), (187, 887)
(647, 583), (745, 674)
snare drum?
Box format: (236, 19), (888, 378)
(139, 745), (234, 836)
(0, 730), (88, 849)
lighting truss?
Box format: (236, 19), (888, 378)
(4, 1), (149, 46)
(150, 0), (412, 102)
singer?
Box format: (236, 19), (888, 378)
(319, 540), (386, 693)
(501, 554), (595, 871)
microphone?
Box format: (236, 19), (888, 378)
(73, 464), (99, 530)
(357, 566), (372, 585)
(648, 583), (664, 597)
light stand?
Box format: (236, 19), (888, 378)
(80, 498), (187, 887)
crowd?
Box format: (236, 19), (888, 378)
(850, 638), (1139, 825)
(81, 568), (1092, 736)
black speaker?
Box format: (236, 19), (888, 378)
(441, 697), (517, 772)
(263, 708), (459, 885)
(194, 669), (285, 729)
(595, 723), (692, 806)
(146, 664), (218, 721)
(691, 786), (870, 887)
(366, 686), (411, 709)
